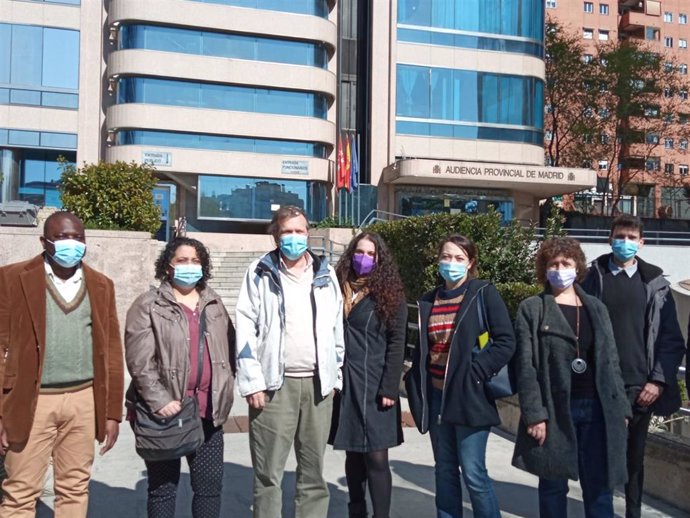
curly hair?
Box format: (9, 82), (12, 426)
(436, 234), (479, 278)
(154, 237), (212, 290)
(335, 232), (406, 326)
(535, 237), (587, 287)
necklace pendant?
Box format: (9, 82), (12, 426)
(571, 358), (588, 374)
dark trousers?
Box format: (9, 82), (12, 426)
(624, 411), (653, 518)
(538, 397), (612, 518)
(145, 419), (224, 518)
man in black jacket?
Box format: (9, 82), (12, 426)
(582, 214), (685, 518)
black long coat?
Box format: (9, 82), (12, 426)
(330, 296), (407, 452)
(511, 285), (632, 488)
(406, 280), (516, 433)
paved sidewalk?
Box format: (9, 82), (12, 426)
(32, 401), (684, 518)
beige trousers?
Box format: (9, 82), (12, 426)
(0, 386), (96, 518)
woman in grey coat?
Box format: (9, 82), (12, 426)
(512, 237), (631, 518)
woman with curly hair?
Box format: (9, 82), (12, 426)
(512, 237), (631, 518)
(405, 234), (515, 518)
(330, 232), (408, 518)
(125, 237), (235, 518)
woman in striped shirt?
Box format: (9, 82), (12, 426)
(405, 234), (515, 518)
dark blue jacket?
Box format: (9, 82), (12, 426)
(581, 254), (685, 416)
(405, 279), (515, 433)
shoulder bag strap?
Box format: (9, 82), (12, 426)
(477, 286), (491, 335)
(195, 307), (207, 393)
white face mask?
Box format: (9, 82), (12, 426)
(546, 268), (577, 289)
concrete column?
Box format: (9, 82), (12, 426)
(0, 149), (20, 203)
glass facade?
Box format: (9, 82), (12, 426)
(25, 1), (80, 4)
(17, 150), (74, 207)
(117, 77), (328, 119)
(197, 175), (327, 220)
(397, 0), (544, 41)
(396, 65), (543, 143)
(189, 0), (329, 18)
(661, 187), (690, 219)
(0, 23), (80, 109)
(0, 128), (78, 149)
(397, 27), (543, 58)
(396, 186), (514, 222)
(116, 130), (327, 158)
(119, 25), (328, 69)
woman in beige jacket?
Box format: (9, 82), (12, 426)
(125, 237), (235, 518)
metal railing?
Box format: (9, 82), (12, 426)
(537, 227), (690, 246)
(359, 210), (409, 229)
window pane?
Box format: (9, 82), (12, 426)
(10, 89), (41, 105)
(11, 25), (43, 86)
(198, 175), (327, 221)
(40, 132), (77, 149)
(0, 24), (10, 84)
(42, 28), (79, 89)
(9, 129), (40, 146)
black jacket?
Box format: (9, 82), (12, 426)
(581, 254), (685, 416)
(330, 297), (407, 451)
(511, 286), (632, 488)
(405, 279), (516, 433)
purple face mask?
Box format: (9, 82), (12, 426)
(352, 253), (376, 276)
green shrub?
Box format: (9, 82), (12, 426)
(495, 282), (542, 318)
(368, 210), (538, 302)
(59, 160), (161, 234)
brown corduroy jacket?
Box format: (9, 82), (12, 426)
(0, 254), (125, 444)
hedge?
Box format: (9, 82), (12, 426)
(368, 211), (541, 312)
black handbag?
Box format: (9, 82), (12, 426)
(475, 288), (517, 400)
(132, 308), (206, 461)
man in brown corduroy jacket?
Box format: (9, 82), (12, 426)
(0, 211), (124, 518)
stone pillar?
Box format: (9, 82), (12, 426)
(0, 148), (20, 203)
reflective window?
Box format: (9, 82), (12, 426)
(10, 149), (76, 208)
(397, 64), (544, 128)
(198, 175), (327, 221)
(116, 130), (327, 158)
(189, 0), (329, 17)
(23, 0), (80, 4)
(397, 27), (543, 58)
(396, 185), (514, 222)
(397, 0), (544, 41)
(117, 77), (328, 118)
(119, 25), (328, 69)
(0, 23), (79, 109)
(0, 128), (77, 149)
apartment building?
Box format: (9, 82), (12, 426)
(0, 0), (595, 232)
(547, 0), (690, 219)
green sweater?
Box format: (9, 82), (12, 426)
(41, 280), (94, 387)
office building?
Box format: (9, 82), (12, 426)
(547, 0), (690, 219)
(0, 0), (594, 232)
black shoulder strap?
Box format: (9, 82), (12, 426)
(195, 307), (207, 393)
(476, 286), (491, 335)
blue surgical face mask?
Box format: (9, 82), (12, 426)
(546, 268), (577, 290)
(280, 234), (308, 261)
(611, 239), (639, 262)
(438, 261), (467, 284)
(172, 264), (203, 288)
(47, 239), (86, 268)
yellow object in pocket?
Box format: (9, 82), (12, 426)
(478, 331), (490, 350)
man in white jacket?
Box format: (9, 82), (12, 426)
(235, 205), (344, 518)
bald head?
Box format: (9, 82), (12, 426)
(43, 211), (84, 239)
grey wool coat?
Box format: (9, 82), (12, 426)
(511, 285), (632, 488)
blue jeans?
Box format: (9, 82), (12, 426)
(428, 389), (500, 518)
(538, 397), (613, 518)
